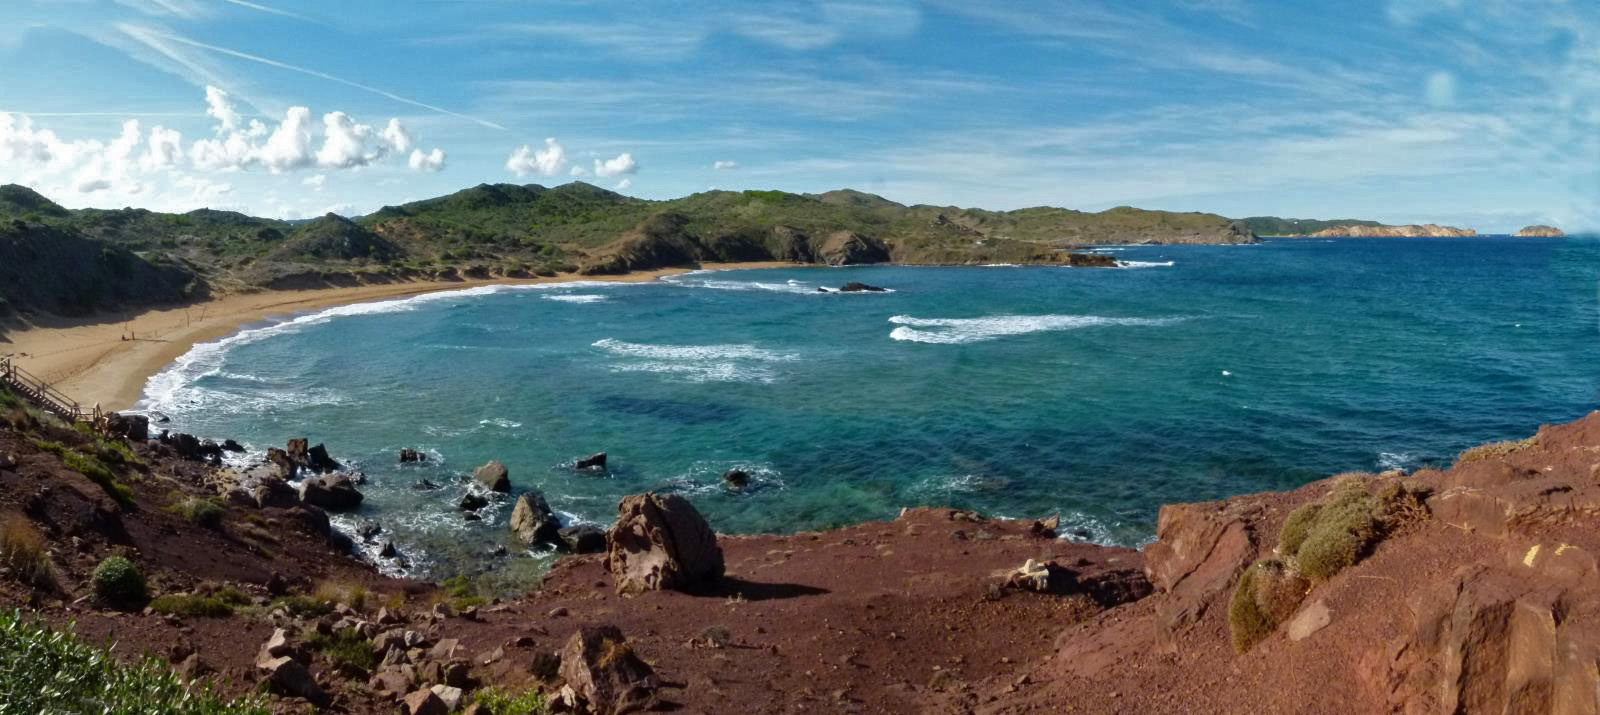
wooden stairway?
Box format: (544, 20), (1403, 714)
(0, 356), (90, 423)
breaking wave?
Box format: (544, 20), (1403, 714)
(887, 314), (1185, 344)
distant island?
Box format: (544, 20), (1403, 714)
(1307, 223), (1476, 238)
(0, 183), (1254, 319)
(1515, 224), (1565, 237)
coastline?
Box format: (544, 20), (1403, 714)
(0, 261), (794, 412)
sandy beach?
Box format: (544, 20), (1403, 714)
(0, 262), (794, 412)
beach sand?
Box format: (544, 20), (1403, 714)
(0, 262), (796, 412)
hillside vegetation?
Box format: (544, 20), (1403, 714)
(0, 182), (1255, 317)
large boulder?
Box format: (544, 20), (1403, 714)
(306, 443), (339, 473)
(298, 474), (363, 511)
(559, 524), (607, 554)
(558, 626), (659, 714)
(1142, 499), (1261, 644)
(510, 491), (561, 545)
(604, 492), (724, 594)
(101, 412), (148, 441)
(473, 460), (511, 492)
(576, 452), (608, 471)
(838, 281), (887, 292)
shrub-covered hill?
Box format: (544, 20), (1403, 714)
(0, 182), (1256, 317)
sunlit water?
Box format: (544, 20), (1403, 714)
(139, 237), (1600, 579)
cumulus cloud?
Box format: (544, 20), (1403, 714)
(302, 173), (326, 189)
(506, 138), (566, 176)
(142, 126), (184, 170)
(593, 152), (638, 177)
(203, 85), (241, 132)
(569, 165), (589, 177)
(712, 160), (739, 170)
(616, 178), (633, 190)
(381, 118), (412, 153)
(408, 148), (446, 172)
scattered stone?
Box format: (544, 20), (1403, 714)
(510, 491), (562, 545)
(430, 684), (464, 711)
(721, 469), (750, 489)
(1287, 599), (1331, 642)
(256, 627), (296, 668)
(1004, 559), (1061, 593)
(258, 656), (326, 704)
(298, 474), (363, 511)
(838, 281), (887, 292)
(548, 607), (569, 618)
(559, 524), (607, 554)
(175, 653), (211, 681)
(1030, 515), (1060, 538)
(559, 626), (659, 714)
(473, 460), (512, 492)
(402, 689), (448, 715)
(575, 452), (608, 471)
(604, 492), (725, 594)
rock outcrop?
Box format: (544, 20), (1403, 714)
(510, 490), (562, 546)
(1309, 223), (1476, 237)
(604, 492), (724, 594)
(1515, 224), (1565, 237)
(472, 460), (511, 492)
(557, 626), (660, 714)
(298, 474), (363, 511)
(818, 231), (891, 266)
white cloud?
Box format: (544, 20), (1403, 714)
(712, 160), (739, 170)
(616, 178), (633, 190)
(302, 174), (326, 189)
(569, 165), (589, 177)
(259, 106), (315, 172)
(506, 138), (566, 177)
(203, 85), (241, 132)
(0, 113), (65, 164)
(314, 111), (386, 169)
(1425, 71), (1456, 107)
(593, 152), (638, 177)
(141, 125), (184, 170)
(408, 148), (446, 172)
(381, 118), (412, 153)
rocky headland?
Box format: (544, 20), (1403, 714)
(4, 375), (1600, 712)
(1515, 225), (1565, 237)
(1309, 223), (1477, 238)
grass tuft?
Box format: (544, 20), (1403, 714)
(1227, 559), (1309, 653)
(474, 685), (551, 714)
(312, 581), (369, 612)
(0, 519), (53, 591)
(0, 609), (268, 713)
(306, 628), (378, 673)
(1277, 502), (1321, 557)
(1456, 435), (1538, 465)
(171, 498), (225, 529)
(149, 594), (235, 618)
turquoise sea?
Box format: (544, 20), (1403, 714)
(140, 237), (1600, 579)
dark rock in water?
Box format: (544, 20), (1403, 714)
(265, 448), (297, 478)
(306, 443), (339, 473)
(560, 525), (607, 554)
(473, 460), (511, 492)
(164, 432), (223, 464)
(286, 438), (309, 466)
(102, 413), (148, 441)
(463, 512), (482, 522)
(399, 448), (427, 463)
(838, 282), (887, 292)
(356, 521), (383, 541)
(1064, 252), (1117, 267)
(510, 491), (562, 545)
(722, 469), (750, 489)
(559, 626), (660, 714)
(298, 474), (363, 511)
(458, 492), (489, 511)
(221, 439), (245, 453)
(412, 479), (440, 491)
(604, 492), (724, 594)
(575, 452), (608, 471)
(379, 541), (398, 558)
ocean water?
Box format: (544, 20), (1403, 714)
(139, 237), (1600, 578)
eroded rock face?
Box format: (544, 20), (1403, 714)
(473, 460), (511, 492)
(510, 491), (561, 545)
(604, 492), (724, 594)
(1143, 499), (1261, 642)
(558, 626), (659, 714)
(819, 231), (890, 266)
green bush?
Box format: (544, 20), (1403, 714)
(92, 556), (148, 606)
(149, 594), (234, 618)
(306, 628), (378, 673)
(266, 595), (333, 618)
(173, 498), (225, 529)
(474, 685), (551, 714)
(0, 609), (268, 713)
(1277, 502), (1321, 556)
(1227, 559), (1309, 653)
(1295, 485), (1380, 582)
(1228, 562), (1274, 653)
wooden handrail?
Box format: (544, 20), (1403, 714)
(1, 357), (90, 422)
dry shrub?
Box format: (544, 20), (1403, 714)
(0, 519), (53, 591)
(1456, 435), (1538, 465)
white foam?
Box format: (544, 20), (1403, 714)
(608, 360), (776, 383)
(1377, 452), (1416, 471)
(887, 314), (1184, 344)
(139, 281), (632, 415)
(478, 418), (522, 429)
(592, 338), (796, 362)
(544, 294), (607, 303)
(1115, 260), (1175, 269)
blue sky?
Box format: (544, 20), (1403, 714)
(0, 0), (1595, 232)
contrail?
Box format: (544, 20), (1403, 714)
(122, 24), (507, 131)
(220, 0), (317, 23)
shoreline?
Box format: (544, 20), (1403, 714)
(0, 261), (794, 412)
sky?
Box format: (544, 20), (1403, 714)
(0, 0), (1596, 233)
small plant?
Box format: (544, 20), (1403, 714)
(306, 628), (378, 673)
(92, 556), (148, 606)
(1294, 480), (1381, 582)
(1228, 559), (1310, 653)
(267, 595), (334, 618)
(172, 498), (225, 529)
(149, 594), (235, 618)
(1456, 435), (1538, 465)
(440, 574), (487, 610)
(0, 609), (269, 713)
(0, 519), (53, 591)
(1276, 502), (1321, 557)
(312, 581), (369, 611)
(474, 685), (551, 715)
